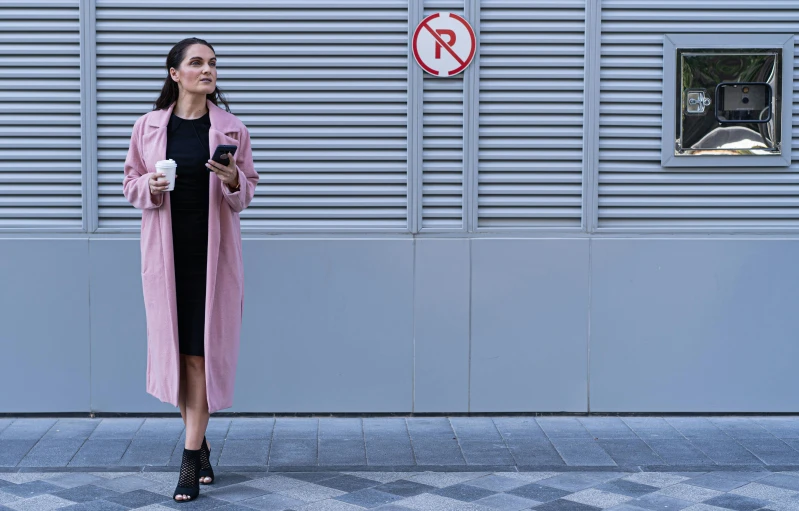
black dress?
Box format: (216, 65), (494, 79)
(166, 111), (211, 357)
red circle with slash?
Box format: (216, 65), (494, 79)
(412, 12), (476, 76)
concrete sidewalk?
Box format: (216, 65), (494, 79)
(1, 416), (799, 510)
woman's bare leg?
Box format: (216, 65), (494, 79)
(175, 354), (210, 500)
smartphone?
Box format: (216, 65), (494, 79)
(211, 144), (238, 165)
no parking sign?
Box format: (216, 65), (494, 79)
(412, 12), (476, 76)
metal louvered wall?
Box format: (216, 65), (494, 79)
(477, 0), (586, 229)
(421, 0), (465, 230)
(0, 1), (83, 230)
(7, 1), (799, 234)
(598, 0), (799, 230)
(95, 1), (409, 231)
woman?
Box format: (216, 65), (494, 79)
(122, 37), (259, 502)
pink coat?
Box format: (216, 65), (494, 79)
(122, 99), (259, 413)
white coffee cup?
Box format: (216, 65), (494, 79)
(155, 159), (177, 191)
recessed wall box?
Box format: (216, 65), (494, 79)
(661, 34), (793, 167)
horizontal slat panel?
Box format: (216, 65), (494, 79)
(421, 1), (465, 230)
(478, 0), (585, 228)
(96, 1), (408, 230)
(0, 2), (82, 230)
(599, 0), (799, 229)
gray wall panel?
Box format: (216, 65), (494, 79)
(414, 239), (470, 412)
(89, 239), (173, 412)
(470, 239), (589, 412)
(231, 239), (415, 412)
(590, 239), (799, 412)
(0, 240), (90, 412)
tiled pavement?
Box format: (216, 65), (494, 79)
(2, 417), (799, 510)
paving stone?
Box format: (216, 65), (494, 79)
(135, 420), (184, 442)
(459, 441), (516, 466)
(579, 418), (639, 440)
(318, 439), (366, 466)
(551, 439), (617, 467)
(409, 438), (466, 466)
(472, 491), (540, 510)
(267, 439), (317, 467)
(450, 418), (505, 442)
(0, 420), (56, 441)
(119, 439), (177, 466)
(655, 483), (725, 503)
(363, 440), (415, 466)
(564, 488), (634, 509)
(294, 499), (368, 511)
(333, 487), (404, 508)
(42, 420), (100, 441)
(243, 474), (308, 492)
(57, 500), (130, 510)
(728, 481), (799, 502)
(625, 493), (694, 511)
(736, 439), (799, 466)
(205, 483), (269, 502)
(273, 482), (346, 503)
(706, 419), (774, 440)
(158, 495), (229, 509)
(622, 473), (691, 488)
(760, 474), (799, 492)
(620, 419), (684, 441)
(701, 493), (771, 511)
(372, 479), (436, 497)
(595, 479), (661, 498)
(464, 473), (531, 492)
(685, 473), (770, 492)
(534, 499), (603, 511)
(0, 441), (38, 467)
(686, 440), (763, 465)
(539, 473), (626, 492)
(431, 482), (497, 502)
(68, 440), (130, 467)
(644, 440), (716, 466)
(492, 418), (549, 442)
(508, 439), (568, 466)
(403, 471), (490, 489)
(272, 419), (318, 440)
(507, 483), (572, 502)
(226, 419), (275, 441)
(104, 489), (169, 508)
(18, 439), (86, 468)
(1, 480), (63, 498)
(50, 483), (120, 503)
(46, 473), (105, 489)
(340, 472), (409, 485)
(315, 474), (381, 493)
(237, 491), (307, 510)
(396, 492), (495, 510)
(597, 439), (665, 466)
(91, 474), (152, 492)
(3, 493), (75, 511)
(537, 419), (594, 440)
(88, 419), (144, 440)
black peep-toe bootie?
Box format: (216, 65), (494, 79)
(199, 436), (214, 484)
(173, 447), (201, 502)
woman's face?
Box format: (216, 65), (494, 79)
(170, 43), (217, 96)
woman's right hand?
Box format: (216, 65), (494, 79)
(149, 173), (169, 194)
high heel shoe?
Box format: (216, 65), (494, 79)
(199, 436), (214, 484)
(173, 447), (201, 502)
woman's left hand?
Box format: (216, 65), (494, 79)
(206, 153), (239, 189)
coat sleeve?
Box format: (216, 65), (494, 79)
(122, 116), (163, 210)
(221, 125), (259, 213)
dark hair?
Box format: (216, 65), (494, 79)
(153, 37), (231, 112)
